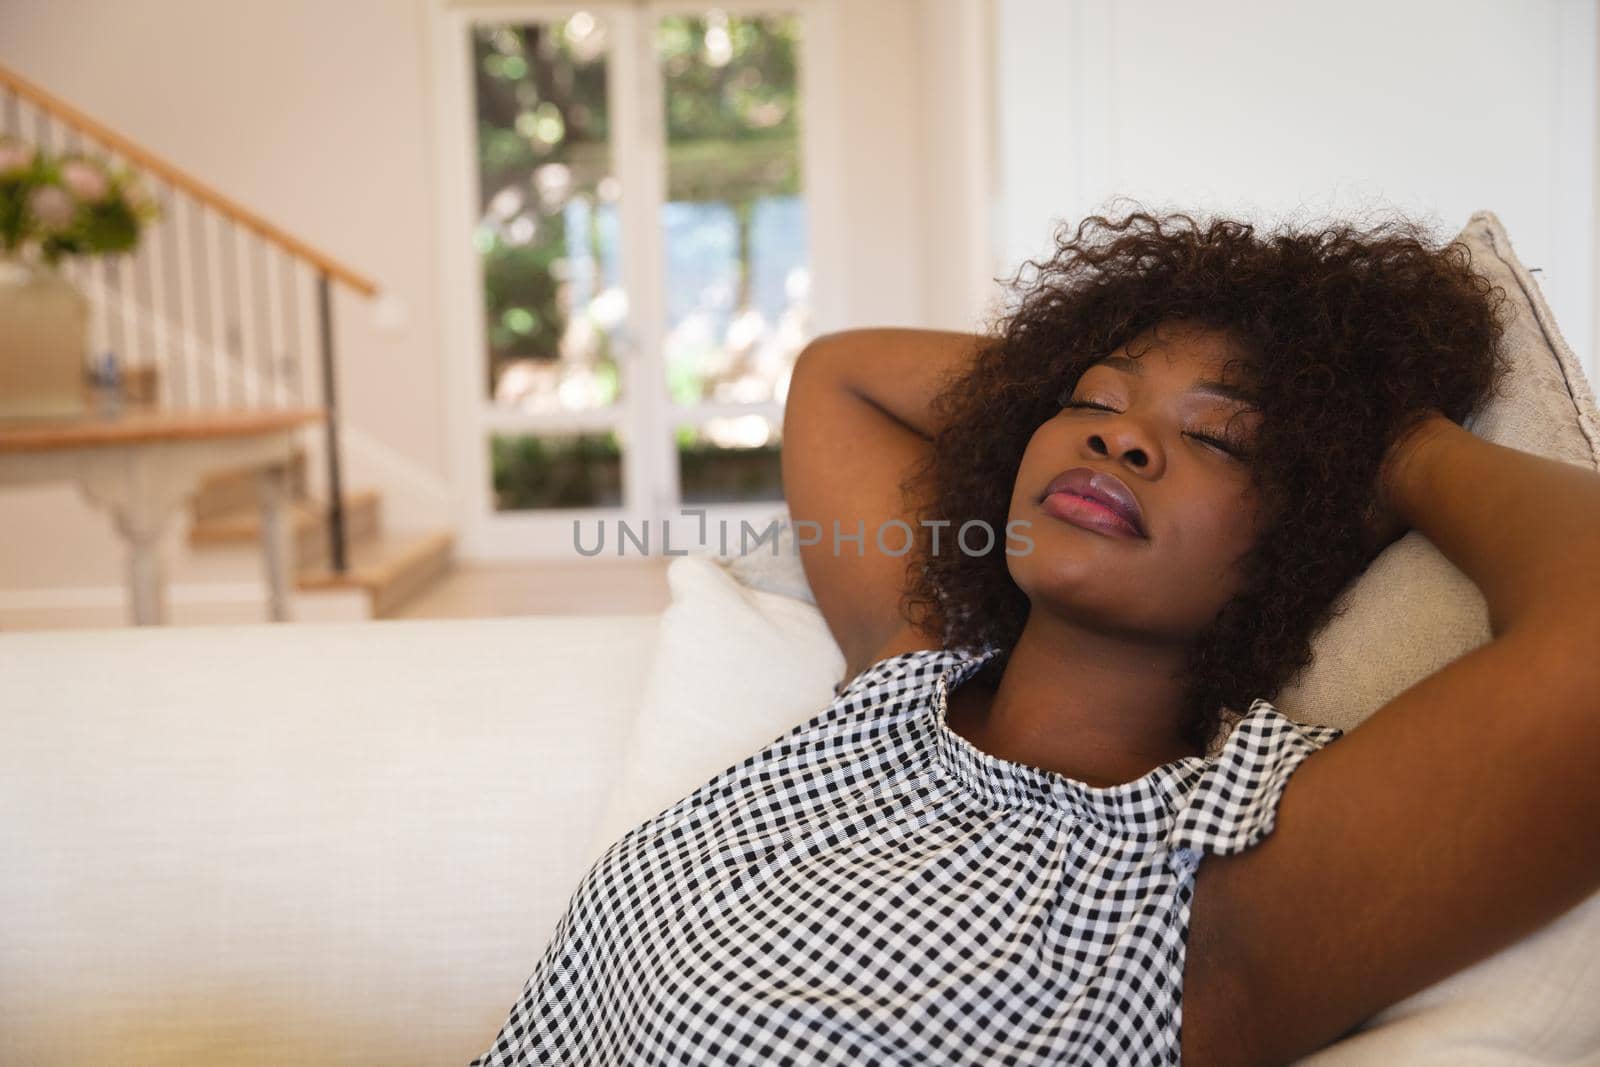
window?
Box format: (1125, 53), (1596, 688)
(435, 1), (833, 557)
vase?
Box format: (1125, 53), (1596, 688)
(0, 254), (90, 419)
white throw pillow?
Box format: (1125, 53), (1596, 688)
(592, 209), (1600, 1064)
(583, 554), (844, 868)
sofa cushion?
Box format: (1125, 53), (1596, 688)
(1, 613), (660, 1067)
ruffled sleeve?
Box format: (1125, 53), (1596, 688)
(1167, 699), (1345, 863)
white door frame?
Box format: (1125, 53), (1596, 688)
(427, 0), (845, 560)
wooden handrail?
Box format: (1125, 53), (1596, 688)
(0, 63), (379, 297)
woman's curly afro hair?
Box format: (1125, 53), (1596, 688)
(899, 205), (1514, 751)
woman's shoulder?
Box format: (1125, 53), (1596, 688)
(830, 649), (950, 703)
(1227, 698), (1345, 756)
(1171, 698), (1346, 860)
(831, 623), (1001, 702)
(834, 622), (947, 692)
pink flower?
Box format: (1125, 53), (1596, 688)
(28, 185), (76, 229)
(60, 159), (110, 202)
(0, 140), (35, 175)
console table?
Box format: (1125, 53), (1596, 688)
(0, 408), (324, 625)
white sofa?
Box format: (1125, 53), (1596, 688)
(0, 613), (662, 1066)
(5, 573), (1600, 1067)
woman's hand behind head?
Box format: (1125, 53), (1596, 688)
(1365, 408), (1453, 556)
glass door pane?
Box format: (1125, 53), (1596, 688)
(655, 12), (810, 410)
(471, 17), (628, 417)
(675, 415), (784, 505)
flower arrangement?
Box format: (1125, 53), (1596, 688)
(0, 136), (160, 268)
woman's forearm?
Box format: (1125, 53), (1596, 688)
(800, 328), (988, 441)
(1385, 415), (1600, 636)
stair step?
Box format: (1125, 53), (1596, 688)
(297, 530), (455, 618)
(188, 489), (383, 564)
(191, 448), (310, 520)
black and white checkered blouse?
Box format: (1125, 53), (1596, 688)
(469, 645), (1344, 1066)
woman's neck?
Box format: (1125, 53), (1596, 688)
(946, 614), (1206, 787)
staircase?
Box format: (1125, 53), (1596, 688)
(186, 448), (453, 618)
(1, 63), (457, 622)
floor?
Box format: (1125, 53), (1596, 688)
(391, 557), (674, 618)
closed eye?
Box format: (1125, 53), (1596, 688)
(1060, 399), (1246, 458)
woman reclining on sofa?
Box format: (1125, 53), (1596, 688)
(469, 207), (1600, 1066)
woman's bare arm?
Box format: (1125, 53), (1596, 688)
(781, 328), (986, 681)
(1182, 416), (1600, 1065)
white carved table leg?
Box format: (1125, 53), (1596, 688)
(78, 448), (190, 627)
(114, 507), (169, 625)
(255, 462), (293, 622)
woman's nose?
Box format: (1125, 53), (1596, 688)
(1087, 424), (1163, 476)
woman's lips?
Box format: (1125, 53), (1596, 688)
(1038, 468), (1146, 535)
(1039, 491), (1147, 539)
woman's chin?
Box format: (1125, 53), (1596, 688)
(1009, 556), (1136, 609)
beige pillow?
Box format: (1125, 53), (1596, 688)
(1274, 209), (1600, 729)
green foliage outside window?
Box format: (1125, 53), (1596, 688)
(476, 14), (800, 511)
(473, 15), (800, 388)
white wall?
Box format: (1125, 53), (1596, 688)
(995, 0), (1599, 383)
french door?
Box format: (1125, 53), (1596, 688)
(432, 0), (842, 558)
